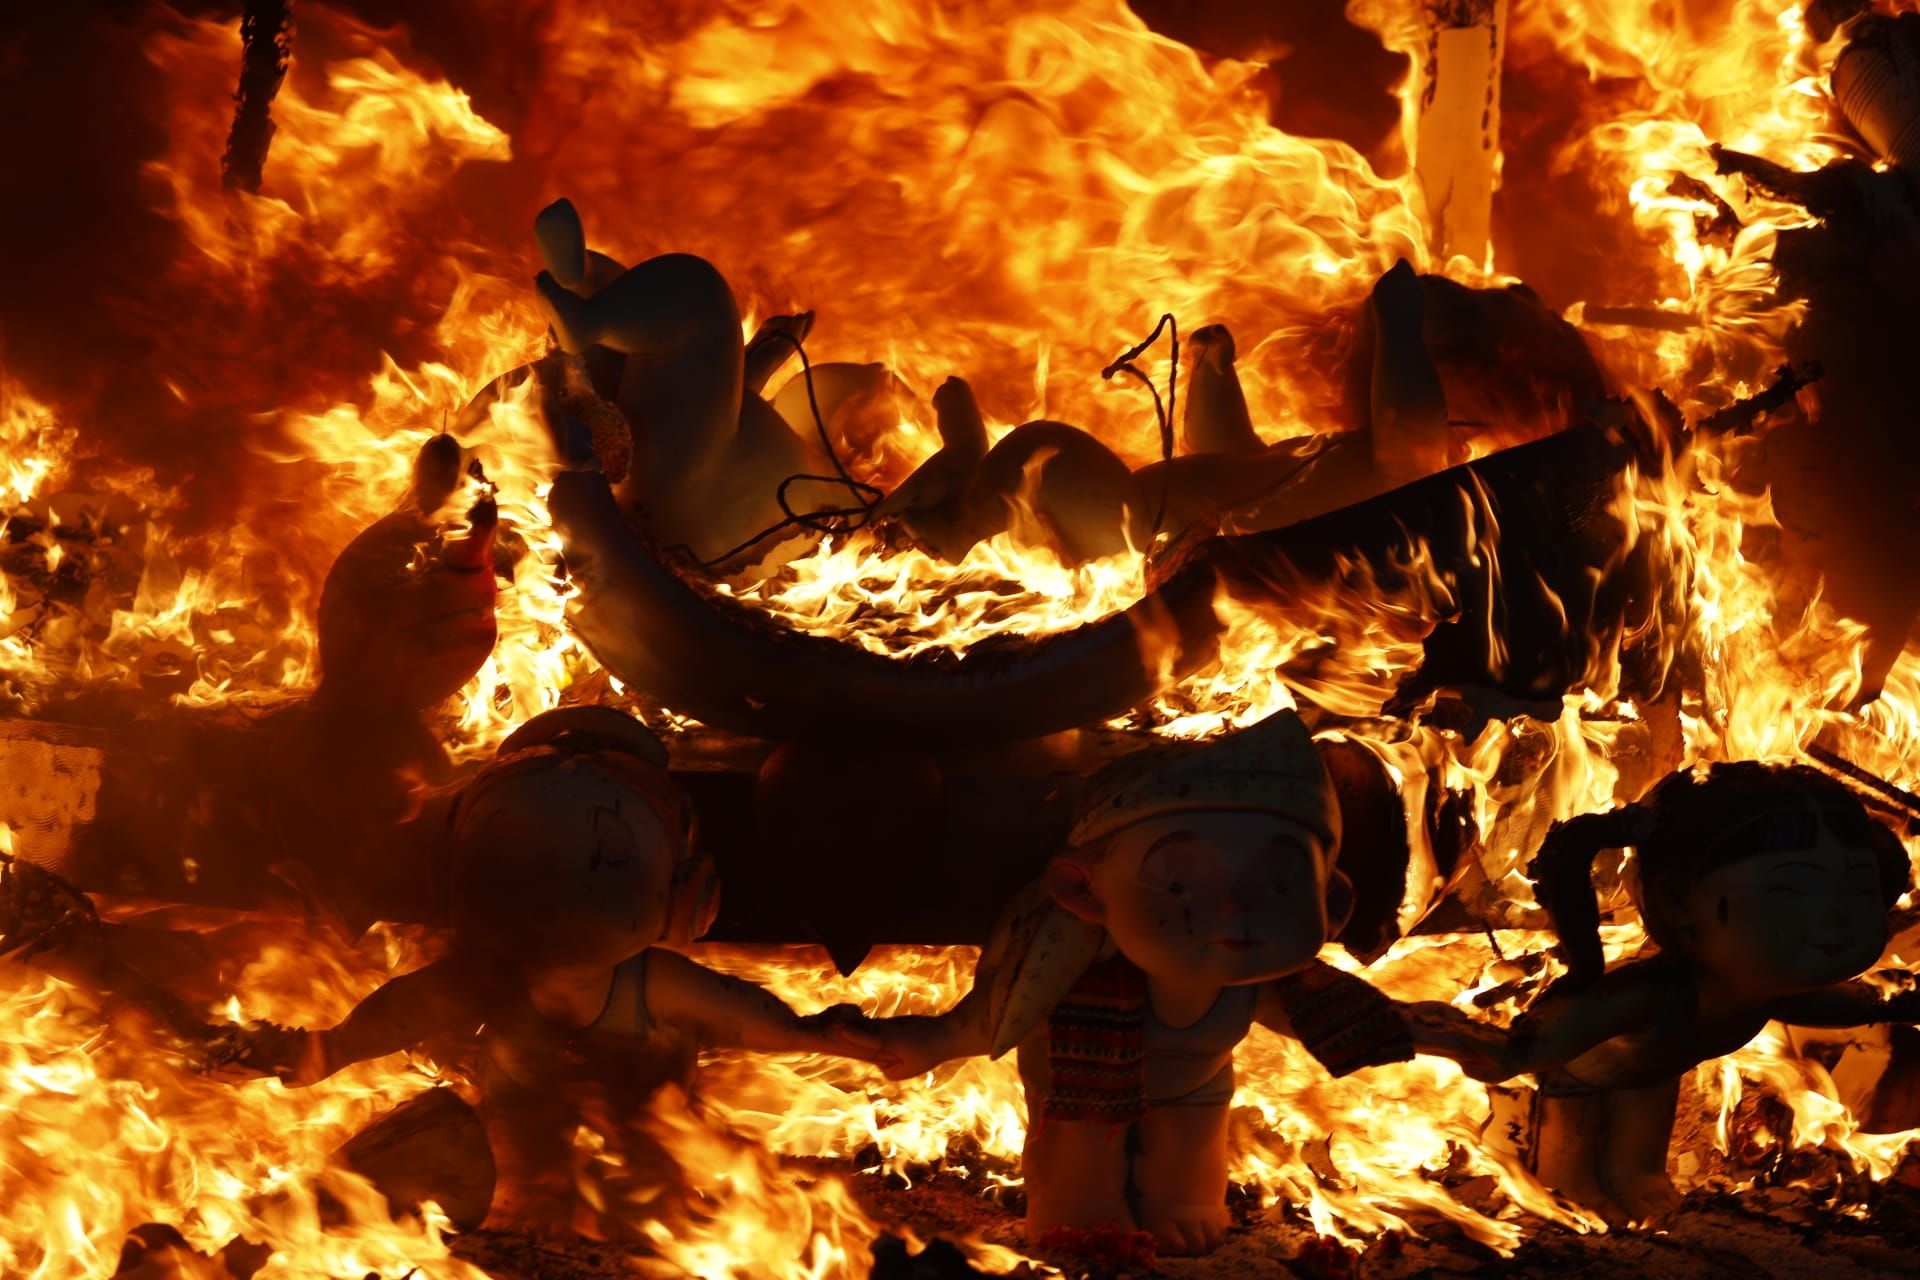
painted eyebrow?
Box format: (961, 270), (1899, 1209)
(1143, 830), (1196, 859)
(1764, 861), (1825, 874)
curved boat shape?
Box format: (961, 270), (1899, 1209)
(548, 463), (1224, 745)
(552, 421), (1648, 747)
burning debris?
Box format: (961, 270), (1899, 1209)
(3, 1), (1920, 1278)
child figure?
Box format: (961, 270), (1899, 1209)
(1476, 762), (1919, 1223)
(227, 706), (878, 1229)
(870, 710), (1491, 1254)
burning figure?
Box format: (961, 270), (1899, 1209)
(867, 709), (1496, 1254)
(225, 706), (881, 1229)
(1474, 763), (1919, 1223)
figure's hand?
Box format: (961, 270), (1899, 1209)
(794, 1003), (889, 1063)
(1135, 1201), (1229, 1256)
(1405, 1000), (1512, 1081)
(198, 1022), (327, 1087)
(864, 1017), (964, 1081)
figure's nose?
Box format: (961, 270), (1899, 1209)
(1220, 889), (1252, 916)
(1818, 898), (1869, 941)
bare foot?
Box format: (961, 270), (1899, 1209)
(1540, 1165), (1626, 1226)
(1609, 1172), (1683, 1225)
(1137, 1200), (1229, 1255)
(1024, 1198), (1136, 1241)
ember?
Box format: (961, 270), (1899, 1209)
(2, 1), (1919, 1278)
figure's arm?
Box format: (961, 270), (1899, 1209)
(868, 981), (995, 1079)
(1769, 981), (1920, 1028)
(1252, 979), (1298, 1037)
(1253, 961), (1418, 1077)
(640, 947), (880, 1059)
(1253, 966), (1505, 1079)
(1498, 971), (1667, 1081)
(1400, 1001), (1512, 1080)
(218, 953), (502, 1087)
(303, 954), (500, 1083)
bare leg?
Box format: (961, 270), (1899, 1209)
(743, 312), (814, 394)
(1600, 1077), (1682, 1224)
(1532, 1090), (1622, 1221)
(1021, 1118), (1133, 1241)
(1133, 1103), (1232, 1254)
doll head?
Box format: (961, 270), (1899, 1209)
(1532, 762), (1910, 995)
(1045, 710), (1349, 986)
(448, 707), (716, 970)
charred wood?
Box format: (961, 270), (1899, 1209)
(1711, 139), (1920, 704)
(555, 422), (1645, 749)
(220, 0), (293, 194)
(1693, 362), (1822, 436)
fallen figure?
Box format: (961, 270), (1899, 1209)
(1462, 762), (1920, 1223)
(216, 706), (884, 1231)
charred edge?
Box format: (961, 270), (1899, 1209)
(221, 0), (294, 193)
(551, 424), (1641, 748)
(548, 468), (1224, 746)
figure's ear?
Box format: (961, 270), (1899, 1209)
(1044, 854), (1106, 924)
(1323, 867), (1356, 937)
(665, 855), (721, 948)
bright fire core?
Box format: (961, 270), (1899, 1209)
(1, 1), (1917, 1277)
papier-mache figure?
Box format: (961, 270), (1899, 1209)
(1472, 762), (1919, 1223)
(870, 709), (1496, 1254)
(225, 706), (880, 1227)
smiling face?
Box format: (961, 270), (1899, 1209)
(1676, 824), (1891, 999)
(1049, 811), (1338, 986)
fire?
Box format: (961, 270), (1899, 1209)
(0, 915), (477, 1280)
(2, 0), (1920, 1275)
(145, 16), (511, 286)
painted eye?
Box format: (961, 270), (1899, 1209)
(1166, 880), (1186, 895)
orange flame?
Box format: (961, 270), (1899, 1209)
(1, 0), (1918, 1274)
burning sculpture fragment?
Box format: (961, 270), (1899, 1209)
(531, 200), (867, 568)
(218, 705), (884, 1232)
(1467, 763), (1920, 1224)
(861, 711), (1499, 1253)
(4, 0), (1920, 1275)
(518, 184), (1607, 580)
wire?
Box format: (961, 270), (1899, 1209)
(690, 330), (885, 570)
(1101, 313), (1179, 537)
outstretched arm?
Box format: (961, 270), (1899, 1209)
(1770, 981), (1920, 1028)
(1498, 970), (1668, 1081)
(296, 954), (501, 1084)
(641, 948), (881, 1059)
(214, 953), (503, 1087)
(1252, 965), (1508, 1079)
(868, 981), (996, 1079)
